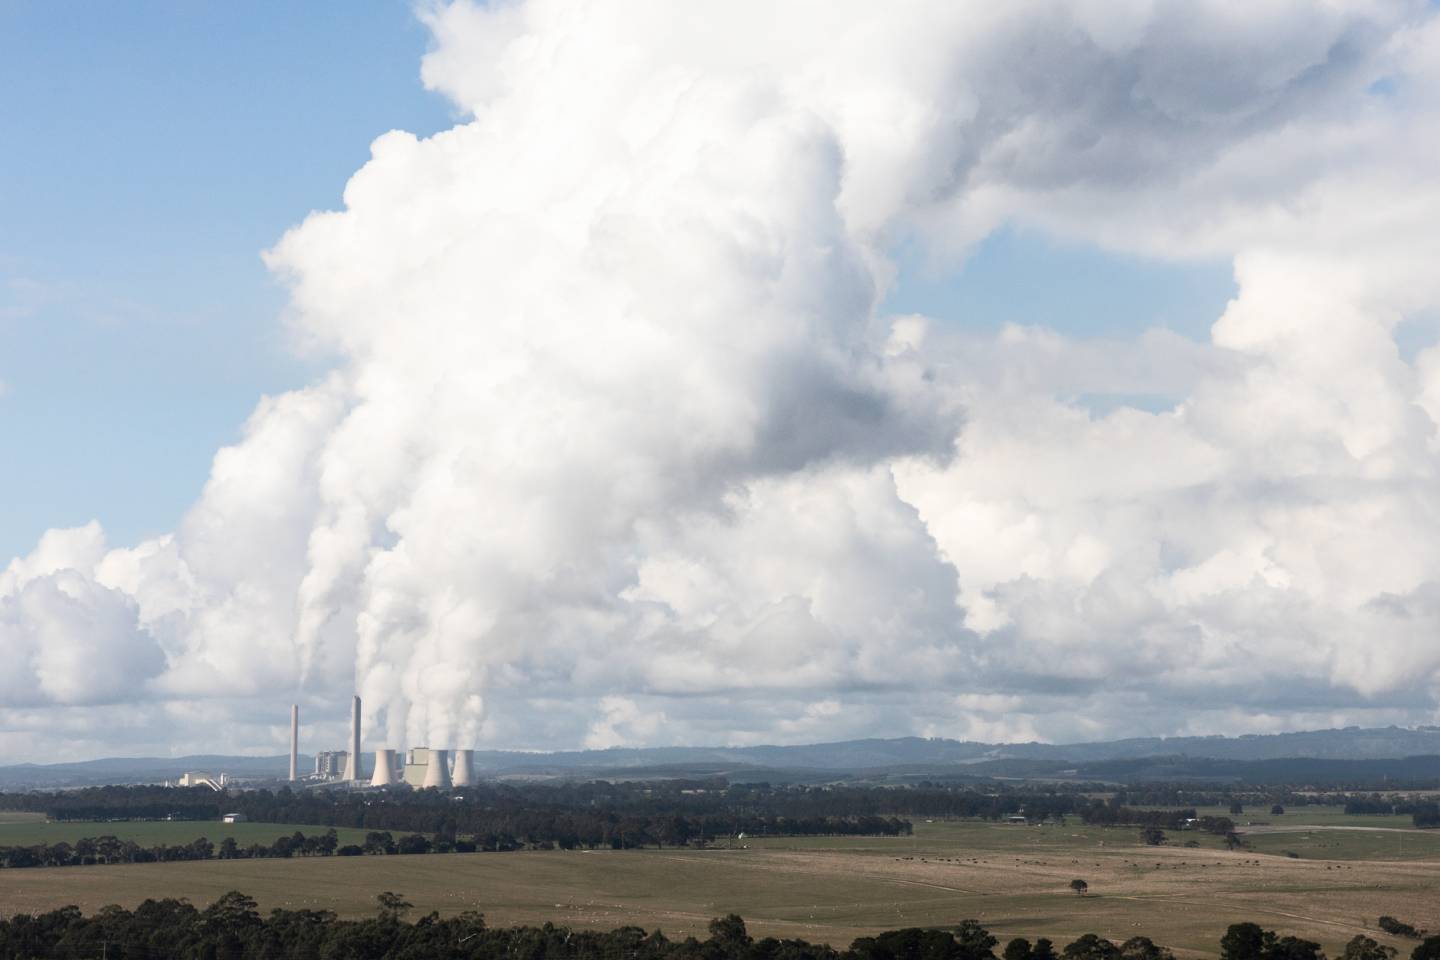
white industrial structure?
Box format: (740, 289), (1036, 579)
(178, 771), (225, 790)
(341, 695), (361, 781)
(451, 749), (476, 787)
(403, 747), (426, 786)
(422, 748), (453, 788)
(289, 703), (299, 782)
(291, 695), (477, 790)
(370, 748), (399, 786)
(314, 750), (347, 778)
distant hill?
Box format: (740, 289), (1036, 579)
(469, 726), (1440, 774)
(961, 753), (1440, 784)
(0, 754), (294, 789)
(4, 726), (1440, 789)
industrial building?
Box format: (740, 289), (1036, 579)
(402, 747), (442, 787)
(313, 751), (348, 778)
(292, 698), (477, 790)
(177, 771), (225, 789)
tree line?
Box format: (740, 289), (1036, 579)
(3, 893), (1437, 960)
(0, 816), (912, 870)
(0, 827), (593, 870)
(0, 780), (1083, 825)
(0, 780), (1096, 835)
(0, 782), (919, 849)
(1076, 800), (1237, 836)
(1340, 796), (1440, 828)
(1, 830), (355, 870)
(7, 780), (1436, 847)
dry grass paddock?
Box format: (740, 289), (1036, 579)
(1, 816), (1436, 958)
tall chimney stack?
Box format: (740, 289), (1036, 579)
(341, 695), (361, 781)
(289, 704), (299, 782)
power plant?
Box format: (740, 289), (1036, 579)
(287, 699), (476, 790)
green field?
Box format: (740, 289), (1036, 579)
(0, 811), (45, 824)
(2, 817), (1437, 959)
(1243, 828), (1440, 860)
(0, 818), (377, 848)
(1188, 804), (1421, 830)
(1176, 804), (1440, 861)
(746, 807), (1436, 860)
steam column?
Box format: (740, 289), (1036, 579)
(341, 695), (361, 781)
(289, 704), (299, 782)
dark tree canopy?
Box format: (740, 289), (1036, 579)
(0, 899), (1384, 960)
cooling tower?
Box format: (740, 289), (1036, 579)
(370, 748), (397, 787)
(451, 749), (476, 787)
(341, 695), (361, 781)
(289, 704), (299, 782)
(422, 748), (452, 789)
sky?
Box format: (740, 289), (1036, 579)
(0, 1), (455, 558)
(2, 1), (1438, 762)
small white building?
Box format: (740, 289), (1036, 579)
(221, 813), (247, 823)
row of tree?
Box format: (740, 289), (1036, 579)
(0, 783), (921, 849)
(12, 781), (1440, 828)
(2, 894), (1436, 960)
(0, 828), (575, 870)
(7, 781), (1438, 846)
(0, 830), (360, 869)
(1341, 796), (1440, 828)
(1078, 801), (1236, 838)
(0, 814), (914, 871)
(0, 781), (1085, 827)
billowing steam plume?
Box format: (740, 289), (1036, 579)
(4, 1), (1440, 758)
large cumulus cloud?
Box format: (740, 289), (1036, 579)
(4, 0), (1440, 759)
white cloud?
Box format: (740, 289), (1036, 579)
(0, 531), (167, 708)
(4, 0), (1440, 759)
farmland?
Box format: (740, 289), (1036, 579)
(1, 811), (1437, 959)
(0, 817), (377, 848)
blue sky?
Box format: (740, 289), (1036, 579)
(885, 228), (1233, 341)
(0, 1), (1235, 563)
(0, 1), (455, 558)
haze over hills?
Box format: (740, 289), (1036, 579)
(4, 726), (1440, 789)
(470, 726), (1440, 770)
